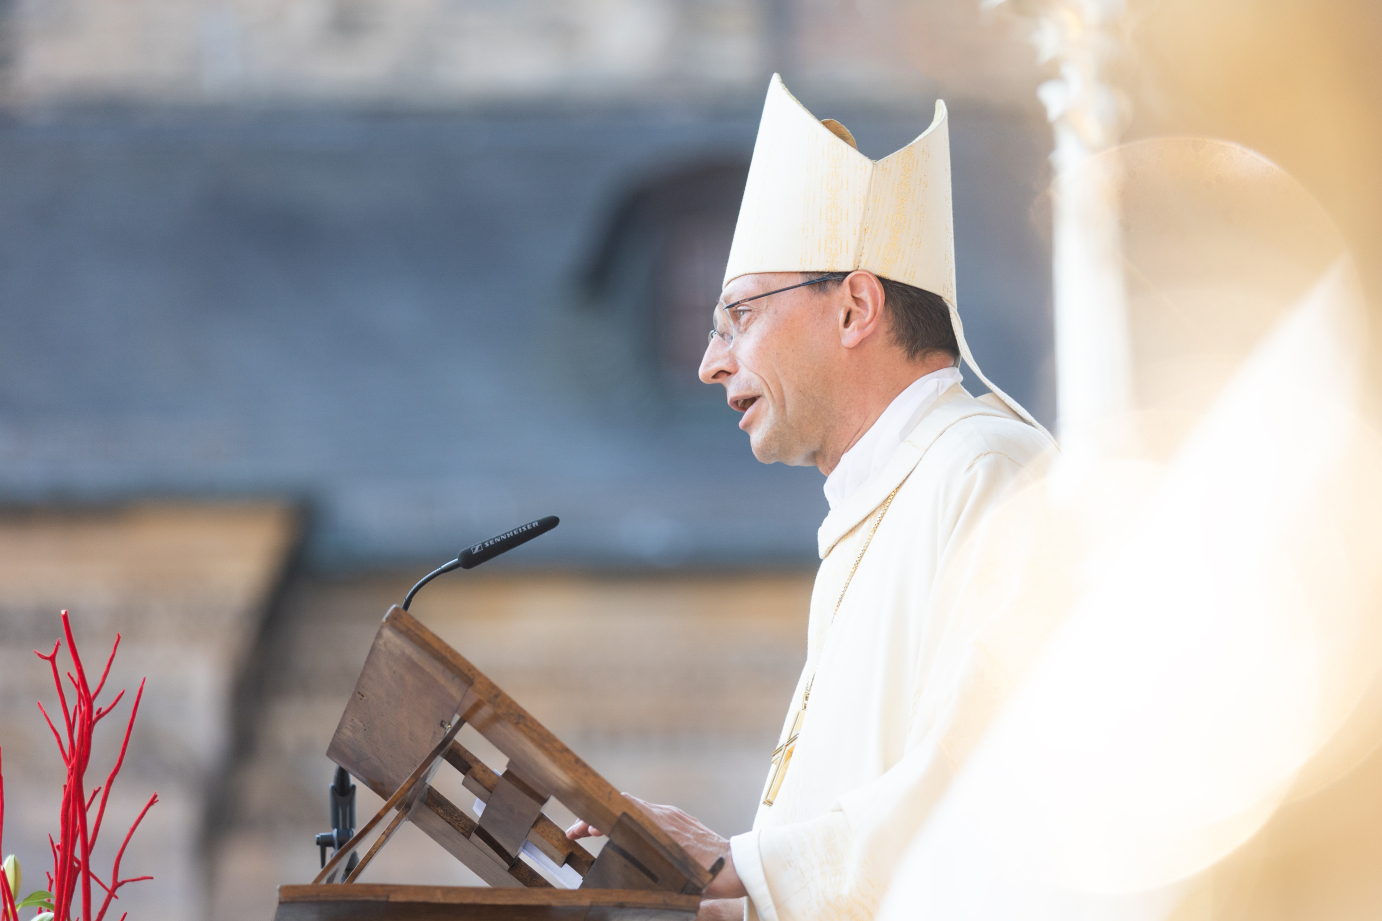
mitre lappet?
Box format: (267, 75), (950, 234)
(725, 73), (1047, 436)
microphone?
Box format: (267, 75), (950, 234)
(401, 516), (560, 611)
(458, 515), (560, 569)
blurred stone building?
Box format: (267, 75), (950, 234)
(0, 2), (1055, 919)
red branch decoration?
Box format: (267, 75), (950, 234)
(2, 750), (19, 921)
(1, 610), (158, 921)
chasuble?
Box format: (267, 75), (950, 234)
(730, 382), (1055, 921)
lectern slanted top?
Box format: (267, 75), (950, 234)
(274, 605), (711, 919)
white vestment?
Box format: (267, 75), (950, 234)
(731, 382), (1055, 921)
(823, 367), (964, 510)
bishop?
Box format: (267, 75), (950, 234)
(568, 74), (1055, 921)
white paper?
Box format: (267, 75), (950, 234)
(474, 797), (584, 889)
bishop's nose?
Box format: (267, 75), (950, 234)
(698, 336), (735, 386)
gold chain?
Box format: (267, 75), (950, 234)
(805, 482), (902, 703)
(763, 482), (904, 805)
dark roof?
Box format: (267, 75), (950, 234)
(0, 104), (1053, 568)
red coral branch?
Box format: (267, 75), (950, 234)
(1, 747), (19, 921)
(92, 793), (157, 921)
(1, 870), (18, 921)
(16, 609), (159, 921)
(90, 681), (144, 853)
(93, 690), (125, 723)
(60, 613), (90, 702)
(37, 641), (75, 756)
(35, 702), (69, 761)
(91, 635), (121, 703)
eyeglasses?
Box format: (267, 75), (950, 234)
(708, 273), (849, 348)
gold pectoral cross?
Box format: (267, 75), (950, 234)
(763, 700), (808, 806)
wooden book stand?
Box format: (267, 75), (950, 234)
(274, 605), (714, 920)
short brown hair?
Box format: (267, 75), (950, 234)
(807, 272), (958, 361)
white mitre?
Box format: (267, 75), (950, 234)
(724, 74), (1047, 435)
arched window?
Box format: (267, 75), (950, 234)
(582, 161), (749, 394)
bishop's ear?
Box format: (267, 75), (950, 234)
(838, 270), (889, 349)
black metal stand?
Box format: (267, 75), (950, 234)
(315, 765), (360, 882)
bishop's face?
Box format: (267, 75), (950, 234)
(698, 273), (841, 467)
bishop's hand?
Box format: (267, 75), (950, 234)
(566, 794), (747, 901)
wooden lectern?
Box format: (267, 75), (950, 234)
(274, 605), (712, 920)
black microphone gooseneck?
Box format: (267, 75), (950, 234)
(400, 515), (560, 611)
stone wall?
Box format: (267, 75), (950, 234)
(0, 105), (1056, 569)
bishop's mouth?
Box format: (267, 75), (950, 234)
(731, 396), (759, 413)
